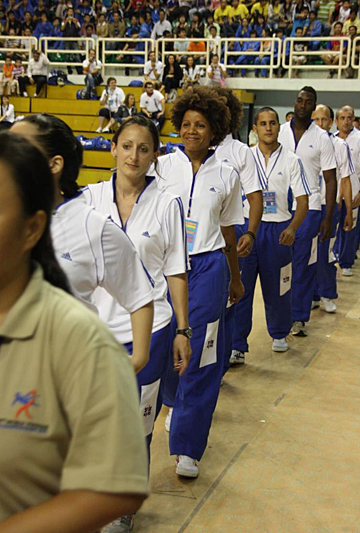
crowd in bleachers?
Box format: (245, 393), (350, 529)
(1, 0), (360, 95)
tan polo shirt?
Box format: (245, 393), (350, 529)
(0, 266), (149, 520)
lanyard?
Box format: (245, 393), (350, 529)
(255, 146), (282, 189)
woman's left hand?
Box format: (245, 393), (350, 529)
(173, 335), (192, 376)
(229, 277), (245, 304)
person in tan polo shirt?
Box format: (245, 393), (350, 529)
(0, 130), (149, 532)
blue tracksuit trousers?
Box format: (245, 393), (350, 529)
(292, 209), (322, 323)
(125, 323), (170, 452)
(334, 202), (358, 269)
(169, 249), (227, 461)
(232, 219), (293, 353)
(313, 205), (339, 300)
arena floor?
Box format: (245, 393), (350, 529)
(137, 260), (360, 532)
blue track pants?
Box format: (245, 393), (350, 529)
(313, 205), (339, 300)
(334, 202), (359, 269)
(232, 219), (293, 353)
(169, 249), (227, 461)
(292, 209), (322, 323)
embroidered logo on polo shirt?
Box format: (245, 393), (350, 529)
(0, 390), (48, 434)
(142, 231), (151, 238)
(61, 252), (72, 261)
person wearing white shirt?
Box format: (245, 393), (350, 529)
(214, 87), (264, 368)
(11, 113), (155, 377)
(278, 86), (337, 337)
(83, 117), (190, 533)
(140, 81), (165, 131)
(312, 104), (354, 313)
(0, 95), (15, 125)
(333, 105), (360, 276)
(144, 50), (164, 87)
(154, 86), (244, 478)
(26, 49), (49, 97)
(151, 9), (172, 39)
(96, 76), (125, 133)
(82, 48), (102, 99)
(235, 107), (310, 354)
(206, 53), (226, 86)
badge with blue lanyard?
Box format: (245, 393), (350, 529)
(256, 146), (283, 215)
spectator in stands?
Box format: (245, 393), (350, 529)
(82, 48), (102, 99)
(158, 28), (175, 57)
(114, 92), (138, 124)
(343, 8), (360, 34)
(234, 28), (260, 76)
(127, 0), (146, 18)
(5, 11), (21, 35)
(267, 0), (282, 30)
(304, 10), (322, 50)
(144, 50), (163, 86)
(20, 10), (34, 34)
(33, 12), (54, 40)
(166, 0), (180, 24)
(230, 0), (249, 30)
(178, 0), (194, 20)
(286, 111), (295, 121)
(204, 12), (221, 37)
(97, 12), (109, 37)
(94, 0), (107, 19)
(15, 0), (33, 21)
(61, 7), (81, 73)
(278, 0), (292, 33)
(109, 10), (126, 36)
(140, 80), (165, 131)
(161, 54), (182, 102)
(55, 0), (67, 20)
(125, 14), (140, 37)
(248, 124), (258, 146)
(344, 25), (359, 77)
(0, 95), (15, 127)
(12, 56), (23, 94)
(314, 0), (336, 35)
(292, 26), (307, 77)
(175, 27), (189, 61)
(253, 13), (268, 36)
(189, 11), (205, 37)
(151, 8), (172, 38)
(251, 0), (269, 20)
(150, 0), (161, 23)
(174, 13), (190, 36)
(188, 29), (206, 63)
(51, 17), (65, 49)
(290, 5), (310, 36)
(80, 14), (95, 35)
(206, 52), (226, 84)
(254, 27), (273, 77)
(354, 116), (360, 129)
(336, 0), (351, 23)
(97, 76), (125, 132)
(78, 0), (96, 23)
(33, 0), (50, 26)
(3, 29), (21, 60)
(235, 17), (251, 37)
(208, 24), (221, 56)
(139, 11), (152, 37)
(0, 56), (14, 96)
(321, 20), (346, 77)
(181, 54), (201, 88)
(214, 0), (235, 36)
(20, 27), (34, 59)
(16, 49), (48, 97)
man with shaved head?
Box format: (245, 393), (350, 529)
(334, 105), (360, 276)
(312, 104), (354, 313)
(278, 86), (337, 337)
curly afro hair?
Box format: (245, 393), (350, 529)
(171, 86), (231, 146)
(213, 87), (244, 135)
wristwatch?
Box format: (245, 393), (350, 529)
(176, 327), (193, 339)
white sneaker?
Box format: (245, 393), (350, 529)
(165, 407), (173, 432)
(229, 350), (245, 365)
(34, 93), (37, 98)
(311, 300), (320, 310)
(176, 455), (199, 478)
(96, 127), (102, 133)
(272, 338), (289, 352)
(102, 126), (110, 133)
(291, 321), (307, 337)
(321, 297), (337, 313)
(102, 515), (134, 532)
(23, 91), (28, 97)
(342, 268), (353, 276)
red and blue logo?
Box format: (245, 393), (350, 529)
(12, 390), (39, 420)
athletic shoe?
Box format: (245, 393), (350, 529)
(102, 515), (134, 532)
(102, 126), (110, 133)
(311, 300), (320, 310)
(165, 407), (173, 432)
(291, 321), (307, 337)
(23, 91), (28, 97)
(229, 350), (245, 365)
(34, 93), (37, 98)
(272, 338), (289, 352)
(321, 297), (337, 313)
(220, 377), (224, 387)
(176, 455), (199, 478)
(342, 268), (353, 276)
(96, 127), (103, 133)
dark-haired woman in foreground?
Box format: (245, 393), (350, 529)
(0, 131), (149, 531)
(155, 86), (244, 478)
(12, 114), (154, 375)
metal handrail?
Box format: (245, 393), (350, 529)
(283, 36), (351, 79)
(39, 36), (96, 68)
(350, 36), (360, 79)
(97, 37), (154, 77)
(0, 36), (38, 66)
(156, 37), (216, 69)
(222, 37), (281, 78)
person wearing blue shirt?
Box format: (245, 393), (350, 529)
(290, 6), (309, 36)
(33, 12), (54, 39)
(304, 10), (322, 50)
(233, 29), (260, 77)
(254, 27), (274, 77)
(15, 0), (33, 20)
(253, 13), (267, 36)
(151, 0), (161, 23)
(235, 17), (252, 38)
(139, 11), (152, 37)
(125, 14), (140, 37)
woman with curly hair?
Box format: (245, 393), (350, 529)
(155, 85), (244, 478)
(215, 87), (265, 370)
